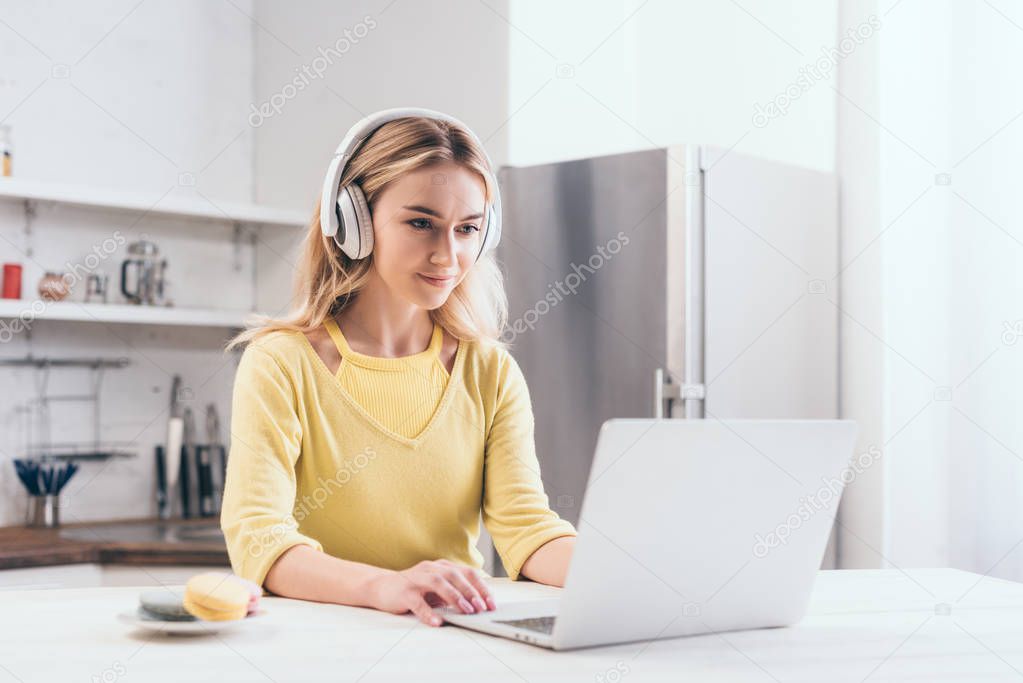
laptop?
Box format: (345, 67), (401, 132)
(441, 418), (860, 650)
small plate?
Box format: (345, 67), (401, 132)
(118, 607), (265, 635)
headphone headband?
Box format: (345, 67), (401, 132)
(319, 107), (502, 262)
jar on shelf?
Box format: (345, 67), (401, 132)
(38, 272), (71, 301)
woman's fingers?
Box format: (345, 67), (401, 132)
(445, 567), (491, 613)
(461, 567), (497, 611)
(424, 574), (476, 614)
(400, 561), (495, 617)
(434, 560), (494, 612)
(409, 594), (442, 627)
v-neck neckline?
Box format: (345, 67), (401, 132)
(324, 317), (444, 370)
(297, 320), (465, 449)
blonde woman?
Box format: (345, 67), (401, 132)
(220, 108), (576, 627)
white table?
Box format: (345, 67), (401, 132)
(3, 568), (1023, 682)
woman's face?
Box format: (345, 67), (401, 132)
(369, 160), (487, 310)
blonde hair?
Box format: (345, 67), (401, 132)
(225, 116), (509, 352)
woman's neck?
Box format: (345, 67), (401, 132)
(336, 280), (434, 358)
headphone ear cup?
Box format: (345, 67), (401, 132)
(475, 203), (501, 262)
(335, 183), (374, 259)
(348, 183), (374, 259)
(476, 206), (492, 262)
(487, 203), (501, 253)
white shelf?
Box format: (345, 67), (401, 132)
(0, 177), (307, 229)
(0, 299), (251, 328)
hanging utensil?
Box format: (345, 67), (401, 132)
(155, 445), (167, 519)
(164, 375), (183, 519)
(180, 406), (195, 519)
(13, 459), (78, 527)
(205, 403), (226, 514)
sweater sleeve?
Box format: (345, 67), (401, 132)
(482, 350), (577, 580)
(220, 343), (324, 592)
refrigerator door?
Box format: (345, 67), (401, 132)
(496, 147), (689, 527)
(700, 145), (839, 420)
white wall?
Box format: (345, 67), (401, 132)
(834, 0), (885, 568)
(0, 0), (255, 199)
(881, 0), (1023, 578)
(0, 0), (255, 525)
(837, 0), (1023, 580)
(506, 0), (838, 172)
(251, 0), (511, 207)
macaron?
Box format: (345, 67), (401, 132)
(138, 589), (196, 621)
(183, 572), (261, 622)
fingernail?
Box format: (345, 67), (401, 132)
(459, 598), (475, 613)
(431, 616), (442, 626)
(486, 596), (497, 611)
(472, 597), (486, 612)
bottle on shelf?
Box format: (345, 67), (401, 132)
(0, 125), (12, 177)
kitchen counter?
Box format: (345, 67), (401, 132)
(3, 568), (1023, 681)
(0, 516), (228, 570)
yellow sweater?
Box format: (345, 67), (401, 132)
(327, 317), (449, 440)
(220, 321), (577, 589)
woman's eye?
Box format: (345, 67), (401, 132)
(408, 219), (478, 234)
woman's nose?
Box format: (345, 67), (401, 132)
(431, 229), (458, 265)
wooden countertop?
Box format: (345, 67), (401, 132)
(0, 516), (229, 570)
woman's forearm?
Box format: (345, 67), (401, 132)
(519, 536), (576, 586)
(263, 543), (392, 606)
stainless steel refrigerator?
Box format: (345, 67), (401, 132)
(493, 144), (839, 564)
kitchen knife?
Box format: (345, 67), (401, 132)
(155, 445), (167, 519)
(165, 375), (183, 518)
(197, 445), (213, 517)
(205, 403), (227, 513)
(180, 406), (195, 519)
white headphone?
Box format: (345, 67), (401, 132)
(319, 107), (502, 262)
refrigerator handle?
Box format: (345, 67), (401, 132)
(655, 368), (665, 419)
(655, 369), (706, 418)
(657, 148), (708, 419)
(683, 145), (706, 418)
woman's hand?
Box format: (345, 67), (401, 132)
(365, 559), (498, 626)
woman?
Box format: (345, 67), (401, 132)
(221, 108), (576, 627)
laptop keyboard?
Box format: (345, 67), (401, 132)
(496, 616), (557, 635)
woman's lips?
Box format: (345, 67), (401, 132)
(418, 273), (455, 287)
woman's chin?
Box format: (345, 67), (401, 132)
(410, 278), (455, 307)
(408, 289), (451, 310)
